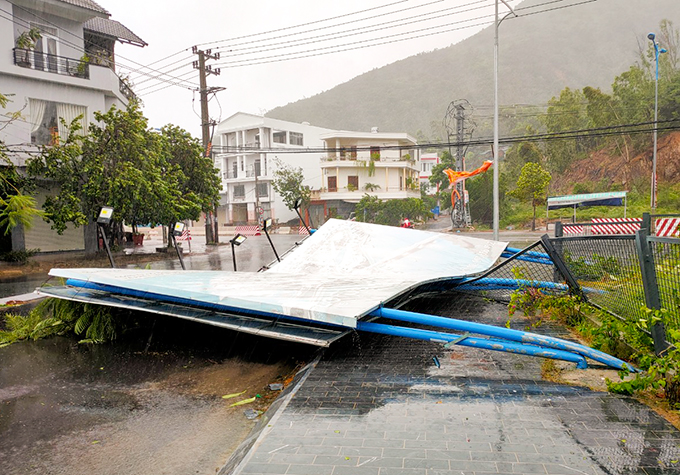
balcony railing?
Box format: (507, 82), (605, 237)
(13, 48), (89, 79)
(119, 77), (135, 102)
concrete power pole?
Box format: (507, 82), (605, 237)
(193, 46), (224, 244)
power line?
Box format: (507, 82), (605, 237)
(208, 0), (590, 69)
(214, 0), (489, 57)
(194, 0), (416, 49)
(133, 0), (484, 90)
(139, 0), (593, 94)
(210, 119), (680, 154)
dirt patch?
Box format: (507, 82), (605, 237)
(0, 252), (173, 281)
(552, 131), (680, 193)
(543, 360), (680, 431)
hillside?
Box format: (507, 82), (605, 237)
(267, 0), (679, 135)
(553, 131), (680, 194)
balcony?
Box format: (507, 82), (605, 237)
(13, 48), (89, 79)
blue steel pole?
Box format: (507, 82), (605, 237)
(357, 320), (588, 369)
(371, 307), (635, 372)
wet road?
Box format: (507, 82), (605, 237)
(0, 319), (315, 475)
(0, 234), (314, 475)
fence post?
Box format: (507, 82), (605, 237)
(541, 235), (583, 299)
(555, 221), (563, 238)
(641, 212), (652, 234)
(635, 228), (667, 355)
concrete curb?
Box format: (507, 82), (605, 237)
(218, 351), (324, 475)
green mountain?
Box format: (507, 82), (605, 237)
(267, 0), (679, 135)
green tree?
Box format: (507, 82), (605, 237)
(354, 195), (431, 226)
(28, 102), (218, 252)
(271, 159), (310, 212)
(508, 162), (551, 231)
(0, 92), (42, 237)
(157, 125), (220, 229)
(543, 87), (590, 173)
(503, 135), (542, 179)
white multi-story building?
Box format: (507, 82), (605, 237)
(213, 113), (333, 226)
(319, 129), (420, 216)
(1, 0), (145, 252)
(419, 152), (440, 194)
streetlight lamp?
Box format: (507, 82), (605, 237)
(96, 206), (115, 268)
(648, 32), (666, 210)
(262, 217), (280, 262)
(229, 233), (247, 271)
(492, 1), (517, 241)
(171, 222), (187, 270)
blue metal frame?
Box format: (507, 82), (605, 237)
(370, 307), (636, 372)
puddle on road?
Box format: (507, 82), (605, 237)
(0, 318), (314, 475)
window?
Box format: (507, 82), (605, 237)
(233, 184), (245, 198)
(328, 176), (337, 192)
(232, 162), (238, 179)
(349, 146), (357, 159)
(257, 183), (268, 197)
(31, 24), (59, 73)
(370, 146), (380, 160)
(273, 131), (286, 144)
(348, 176), (359, 190)
(289, 132), (303, 146)
(254, 159), (261, 177)
(29, 99), (86, 146)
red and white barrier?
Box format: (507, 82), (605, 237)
(562, 225), (584, 235)
(298, 226), (310, 235)
(176, 228), (191, 241)
(591, 218), (641, 235)
(656, 218), (680, 237)
(235, 225), (261, 236)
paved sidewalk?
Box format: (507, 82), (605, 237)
(231, 294), (680, 475)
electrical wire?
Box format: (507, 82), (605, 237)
(194, 0), (416, 49)
(209, 119), (680, 154)
(213, 0), (490, 57)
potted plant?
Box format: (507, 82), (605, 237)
(15, 27), (41, 67)
(73, 54), (89, 78)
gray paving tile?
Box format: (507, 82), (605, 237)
(232, 295), (680, 475)
(286, 464), (334, 475)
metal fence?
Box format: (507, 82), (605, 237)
(648, 237), (680, 331)
(457, 226), (680, 351)
(552, 235), (646, 323)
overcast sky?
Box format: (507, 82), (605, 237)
(107, 0), (518, 138)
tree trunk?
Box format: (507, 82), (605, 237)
(84, 221), (98, 255)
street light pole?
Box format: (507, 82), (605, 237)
(648, 32), (666, 210)
(493, 0), (516, 241)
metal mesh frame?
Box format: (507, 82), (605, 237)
(549, 235), (645, 323)
(456, 241), (568, 302)
(649, 237), (680, 330)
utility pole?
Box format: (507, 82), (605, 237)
(444, 100), (474, 229)
(455, 104), (471, 227)
(193, 46), (225, 244)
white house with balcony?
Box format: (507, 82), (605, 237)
(0, 0), (145, 253)
(213, 113), (333, 226)
(319, 129), (420, 215)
